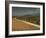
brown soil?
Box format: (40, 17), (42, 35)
(12, 17), (40, 31)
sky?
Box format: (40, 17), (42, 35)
(12, 7), (40, 16)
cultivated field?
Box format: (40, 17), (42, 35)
(12, 17), (40, 31)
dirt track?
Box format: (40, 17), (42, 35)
(12, 18), (40, 31)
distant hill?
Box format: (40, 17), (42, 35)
(15, 14), (40, 19)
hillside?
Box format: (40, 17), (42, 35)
(12, 17), (40, 31)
